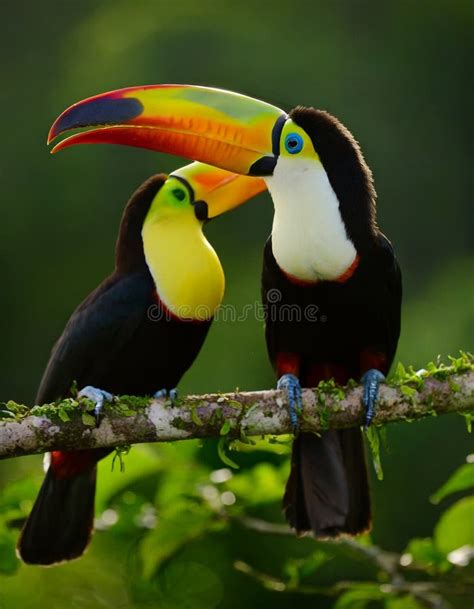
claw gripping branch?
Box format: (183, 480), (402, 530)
(0, 361), (472, 460)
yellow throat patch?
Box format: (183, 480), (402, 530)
(141, 179), (224, 322)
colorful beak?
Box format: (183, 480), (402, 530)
(48, 85), (287, 176)
(171, 162), (266, 219)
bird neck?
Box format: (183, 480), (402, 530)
(266, 158), (358, 283)
(142, 214), (224, 321)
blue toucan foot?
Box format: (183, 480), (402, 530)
(78, 385), (114, 426)
(153, 388), (178, 404)
(361, 369), (385, 429)
(277, 374), (302, 433)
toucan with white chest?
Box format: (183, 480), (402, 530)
(18, 160), (264, 564)
(48, 85), (402, 537)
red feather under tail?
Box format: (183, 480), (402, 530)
(17, 449), (110, 565)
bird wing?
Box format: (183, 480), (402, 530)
(360, 232), (402, 373)
(36, 271), (152, 404)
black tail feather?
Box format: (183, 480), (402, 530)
(17, 466), (97, 565)
(340, 428), (372, 534)
(283, 429), (371, 537)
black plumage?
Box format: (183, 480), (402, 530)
(18, 175), (212, 564)
(37, 175), (211, 404)
(262, 108), (402, 536)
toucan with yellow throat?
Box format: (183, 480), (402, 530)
(48, 85), (402, 537)
(18, 160), (264, 565)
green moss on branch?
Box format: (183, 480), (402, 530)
(0, 354), (472, 460)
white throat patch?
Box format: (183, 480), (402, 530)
(266, 156), (357, 282)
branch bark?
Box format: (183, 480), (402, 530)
(1, 370), (472, 459)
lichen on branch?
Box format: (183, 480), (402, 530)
(0, 355), (472, 460)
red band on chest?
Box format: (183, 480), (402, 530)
(280, 270), (318, 287)
(335, 255), (360, 283)
(279, 255), (360, 286)
(151, 289), (207, 324)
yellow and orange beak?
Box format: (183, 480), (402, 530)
(171, 162), (265, 219)
(48, 84), (287, 176)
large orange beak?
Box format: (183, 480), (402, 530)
(48, 85), (287, 176)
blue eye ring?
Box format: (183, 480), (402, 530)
(284, 133), (304, 154)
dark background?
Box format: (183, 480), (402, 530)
(0, 1), (472, 607)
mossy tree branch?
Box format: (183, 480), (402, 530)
(0, 364), (472, 460)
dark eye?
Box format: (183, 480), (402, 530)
(172, 188), (186, 201)
(284, 133), (304, 154)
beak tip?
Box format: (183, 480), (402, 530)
(50, 138), (68, 154)
(47, 95), (144, 150)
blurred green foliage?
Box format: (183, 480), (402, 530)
(0, 0), (472, 607)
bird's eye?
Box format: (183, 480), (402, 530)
(172, 188), (186, 202)
(284, 133), (304, 154)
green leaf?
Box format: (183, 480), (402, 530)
(58, 405), (71, 422)
(219, 420), (231, 436)
(334, 584), (384, 609)
(81, 412), (96, 426)
(430, 462), (474, 504)
(434, 496), (474, 554)
(385, 595), (424, 609)
(403, 537), (449, 571)
(462, 413), (472, 433)
(157, 561), (223, 609)
(190, 404), (203, 426)
(400, 384), (416, 398)
(394, 362), (406, 381)
(365, 426), (384, 481)
(140, 503), (214, 578)
(217, 438), (239, 469)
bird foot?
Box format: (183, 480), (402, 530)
(361, 369), (385, 429)
(153, 387), (178, 404)
(277, 374), (302, 433)
(78, 385), (114, 427)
